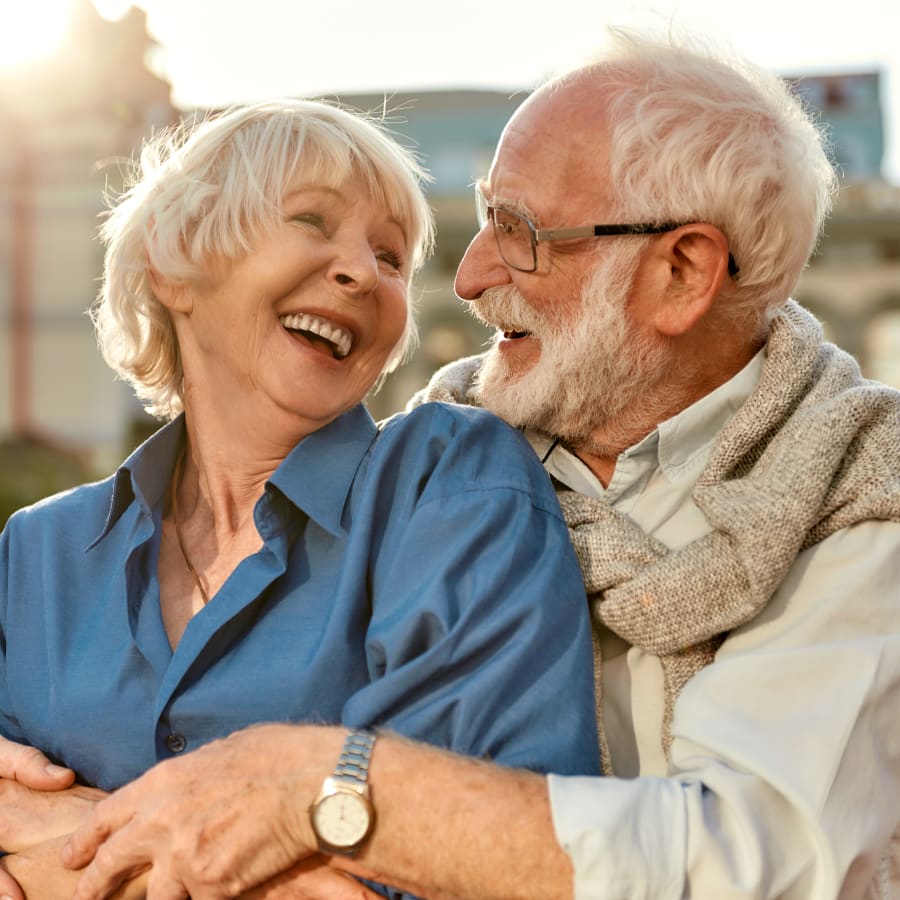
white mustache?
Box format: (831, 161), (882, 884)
(470, 285), (545, 334)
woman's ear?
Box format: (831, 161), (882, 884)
(147, 260), (192, 314)
(650, 224), (732, 337)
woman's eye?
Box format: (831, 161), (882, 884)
(289, 213), (326, 230)
(377, 249), (404, 271)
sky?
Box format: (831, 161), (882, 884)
(5, 0), (900, 182)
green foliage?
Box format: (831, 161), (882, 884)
(0, 438), (93, 530)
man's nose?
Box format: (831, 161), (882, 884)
(454, 225), (511, 301)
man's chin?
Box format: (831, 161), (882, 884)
(475, 350), (556, 430)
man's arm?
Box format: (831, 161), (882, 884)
(62, 724), (572, 900)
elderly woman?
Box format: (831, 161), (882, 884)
(0, 100), (597, 897)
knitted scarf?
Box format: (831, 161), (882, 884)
(409, 301), (900, 895)
(408, 301), (900, 762)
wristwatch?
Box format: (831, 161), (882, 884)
(309, 730), (376, 856)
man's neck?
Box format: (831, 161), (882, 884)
(567, 333), (767, 488)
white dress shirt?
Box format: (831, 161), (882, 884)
(534, 352), (900, 899)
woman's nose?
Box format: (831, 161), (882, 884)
(330, 240), (379, 297)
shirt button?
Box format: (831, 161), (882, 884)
(166, 733), (187, 753)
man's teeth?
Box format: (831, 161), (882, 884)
(279, 313), (352, 359)
(502, 326), (531, 339)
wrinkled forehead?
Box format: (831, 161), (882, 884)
(485, 82), (613, 220)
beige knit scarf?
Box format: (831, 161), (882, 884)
(409, 301), (900, 896)
(408, 301), (900, 762)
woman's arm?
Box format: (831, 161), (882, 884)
(0, 779), (106, 853)
(2, 834), (148, 900)
(0, 737), (85, 899)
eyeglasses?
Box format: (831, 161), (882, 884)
(475, 188), (739, 278)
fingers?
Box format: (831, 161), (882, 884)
(66, 829), (152, 900)
(0, 863), (25, 900)
(62, 812), (116, 871)
(0, 737), (74, 791)
(61, 791), (140, 892)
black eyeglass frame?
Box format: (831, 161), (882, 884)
(475, 190), (738, 278)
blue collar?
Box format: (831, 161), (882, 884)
(89, 404), (379, 547)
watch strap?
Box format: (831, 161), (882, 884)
(333, 730), (376, 789)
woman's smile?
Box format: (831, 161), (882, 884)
(279, 312), (353, 359)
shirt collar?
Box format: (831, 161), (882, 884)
(90, 404), (378, 548)
(654, 348), (765, 480)
(269, 403), (378, 538)
(88, 416), (185, 549)
(528, 347), (765, 495)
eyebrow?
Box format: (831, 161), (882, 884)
(475, 178), (537, 221)
(282, 185), (343, 204)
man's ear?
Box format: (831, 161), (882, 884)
(147, 260), (192, 314)
(649, 224), (732, 337)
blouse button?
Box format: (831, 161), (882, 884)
(166, 733), (187, 753)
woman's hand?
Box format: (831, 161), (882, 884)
(0, 734), (74, 792)
(2, 834), (148, 900)
(0, 778), (107, 852)
(63, 723), (343, 899)
(0, 735), (79, 898)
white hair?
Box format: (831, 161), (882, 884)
(92, 98), (435, 419)
(556, 26), (838, 324)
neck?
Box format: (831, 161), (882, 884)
(177, 408), (286, 544)
(569, 330), (766, 488)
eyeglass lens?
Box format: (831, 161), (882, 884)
(476, 192), (535, 271)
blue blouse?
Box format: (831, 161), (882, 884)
(0, 402), (598, 793)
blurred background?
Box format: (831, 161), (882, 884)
(2, 0), (899, 525)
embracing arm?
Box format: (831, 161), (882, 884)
(62, 523), (900, 900)
(554, 521), (900, 898)
(62, 724), (571, 900)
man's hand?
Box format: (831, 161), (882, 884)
(63, 723), (345, 899)
(0, 735), (74, 791)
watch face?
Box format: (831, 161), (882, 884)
(312, 788), (371, 848)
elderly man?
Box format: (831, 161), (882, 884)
(3, 25), (899, 900)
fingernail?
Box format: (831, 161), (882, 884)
(45, 763), (69, 776)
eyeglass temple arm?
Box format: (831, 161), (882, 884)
(533, 223), (739, 277)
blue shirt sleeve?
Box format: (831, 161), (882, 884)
(342, 403), (600, 776)
(0, 525), (26, 745)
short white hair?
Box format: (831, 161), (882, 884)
(556, 26), (838, 324)
(93, 98), (435, 419)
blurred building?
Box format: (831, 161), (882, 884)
(785, 72), (900, 391)
(0, 0), (175, 481)
(1, 11), (898, 497)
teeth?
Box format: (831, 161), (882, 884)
(279, 313), (353, 359)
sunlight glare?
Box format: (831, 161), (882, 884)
(0, 0), (73, 67)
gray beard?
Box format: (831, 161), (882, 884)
(471, 244), (676, 450)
